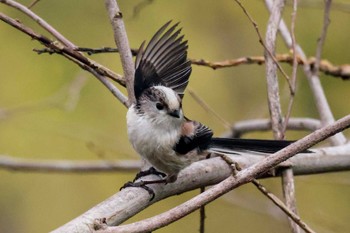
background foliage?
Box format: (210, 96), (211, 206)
(1, 0), (350, 232)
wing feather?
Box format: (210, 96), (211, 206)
(134, 21), (191, 99)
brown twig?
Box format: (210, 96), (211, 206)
(234, 0), (293, 94)
(33, 47), (350, 80)
(1, 0), (76, 48)
(313, 0), (332, 75)
(191, 55), (350, 80)
(28, 0), (41, 9)
(0, 12), (128, 106)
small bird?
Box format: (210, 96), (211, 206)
(126, 21), (303, 185)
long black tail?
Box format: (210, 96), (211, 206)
(208, 137), (311, 154)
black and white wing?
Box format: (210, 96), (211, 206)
(134, 21), (192, 99)
(174, 121), (213, 155)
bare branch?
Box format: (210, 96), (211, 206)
(94, 114), (350, 233)
(52, 146), (350, 232)
(104, 0), (135, 106)
(0, 12), (128, 106)
(283, 0), (299, 134)
(192, 55), (350, 79)
(1, 0), (76, 48)
(253, 178), (314, 233)
(281, 168), (302, 233)
(0, 155), (140, 173)
(35, 46), (350, 80)
(234, 0), (293, 93)
(266, 0), (347, 145)
(226, 117), (321, 138)
(264, 0), (285, 140)
(313, 0), (332, 75)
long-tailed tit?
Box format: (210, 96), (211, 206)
(126, 21), (306, 185)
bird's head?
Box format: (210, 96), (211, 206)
(135, 85), (184, 126)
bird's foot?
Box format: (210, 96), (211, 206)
(133, 167), (166, 182)
(120, 167), (167, 201)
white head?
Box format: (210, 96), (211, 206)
(134, 85), (184, 127)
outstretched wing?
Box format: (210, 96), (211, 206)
(134, 21), (192, 99)
(174, 121), (213, 155)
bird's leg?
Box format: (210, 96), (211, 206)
(132, 167), (166, 182)
(120, 167), (167, 201)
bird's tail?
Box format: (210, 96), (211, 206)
(207, 137), (311, 154)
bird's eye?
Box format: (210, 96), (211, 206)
(156, 102), (164, 110)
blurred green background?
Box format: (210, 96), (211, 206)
(1, 0), (350, 232)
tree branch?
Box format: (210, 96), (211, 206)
(0, 155), (140, 173)
(0, 12), (128, 106)
(52, 113), (350, 233)
(104, 0), (135, 106)
(1, 0), (76, 48)
(227, 117), (321, 138)
(265, 0), (347, 146)
(94, 114), (350, 233)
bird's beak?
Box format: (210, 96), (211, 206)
(168, 109), (181, 118)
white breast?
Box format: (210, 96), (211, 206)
(126, 106), (186, 174)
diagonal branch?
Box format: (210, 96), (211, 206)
(0, 12), (128, 106)
(1, 0), (76, 48)
(95, 114), (350, 233)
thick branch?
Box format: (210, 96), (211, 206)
(52, 131), (350, 232)
(96, 114), (350, 233)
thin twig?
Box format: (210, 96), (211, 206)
(187, 88), (231, 130)
(28, 0), (41, 9)
(0, 13), (128, 106)
(234, 0), (293, 94)
(313, 0), (332, 75)
(199, 187), (206, 233)
(1, 0), (76, 48)
(281, 168), (301, 233)
(33, 47), (350, 80)
(220, 156), (313, 233)
(283, 0), (299, 134)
